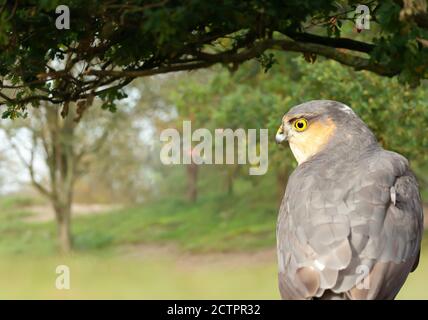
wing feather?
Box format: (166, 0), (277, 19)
(277, 150), (423, 299)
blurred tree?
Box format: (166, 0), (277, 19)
(76, 80), (172, 204)
(1, 1), (428, 118)
(170, 61), (296, 201)
(2, 102), (131, 253)
(170, 72), (213, 202)
(166, 53), (428, 199)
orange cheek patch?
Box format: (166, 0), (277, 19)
(289, 118), (336, 163)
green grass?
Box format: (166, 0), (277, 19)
(0, 254), (279, 299)
(0, 185), (427, 299)
(0, 246), (426, 299)
(0, 178), (278, 255)
(0, 188), (281, 299)
(0, 194), (46, 210)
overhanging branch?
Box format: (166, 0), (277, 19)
(284, 32), (375, 53)
(86, 39), (397, 79)
(0, 35), (403, 109)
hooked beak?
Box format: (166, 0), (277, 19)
(275, 125), (287, 145)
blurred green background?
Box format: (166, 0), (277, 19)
(0, 53), (427, 299)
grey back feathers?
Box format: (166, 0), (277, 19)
(277, 100), (424, 300)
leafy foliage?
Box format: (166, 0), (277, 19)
(167, 52), (428, 187)
(1, 1), (428, 117)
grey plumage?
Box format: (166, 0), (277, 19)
(277, 100), (424, 300)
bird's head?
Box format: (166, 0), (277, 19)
(276, 100), (376, 165)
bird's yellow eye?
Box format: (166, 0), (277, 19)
(293, 118), (308, 132)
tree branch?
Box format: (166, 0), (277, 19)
(86, 39), (397, 79)
(284, 32), (375, 53)
(86, 61), (215, 78)
(5, 132), (52, 198)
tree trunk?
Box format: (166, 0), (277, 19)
(54, 203), (72, 254)
(186, 162), (198, 203)
(226, 170), (234, 196)
(50, 104), (76, 253)
(225, 165), (239, 196)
